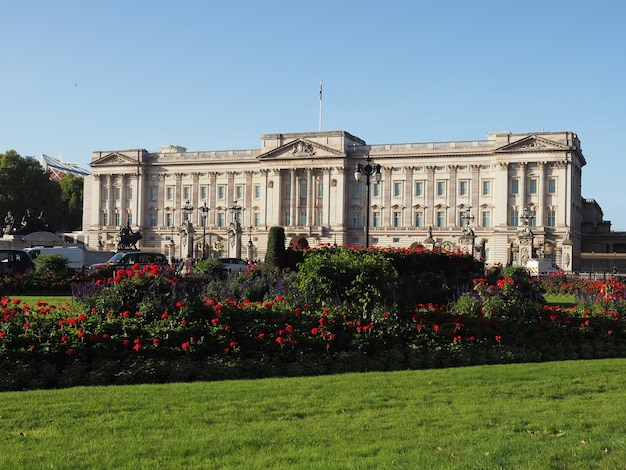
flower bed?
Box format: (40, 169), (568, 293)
(1, 254), (626, 391)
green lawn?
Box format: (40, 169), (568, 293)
(544, 293), (577, 307)
(2, 358), (626, 469)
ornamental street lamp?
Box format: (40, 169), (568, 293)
(199, 202), (210, 259)
(354, 155), (382, 248)
(182, 199), (194, 258)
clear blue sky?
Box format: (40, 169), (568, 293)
(3, 1), (625, 229)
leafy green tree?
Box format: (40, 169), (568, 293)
(0, 150), (63, 227)
(57, 173), (84, 230)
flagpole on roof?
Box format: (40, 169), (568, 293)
(318, 80), (323, 132)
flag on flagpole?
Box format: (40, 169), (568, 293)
(319, 80), (323, 101)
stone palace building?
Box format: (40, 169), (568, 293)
(82, 129), (589, 271)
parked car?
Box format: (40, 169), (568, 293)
(25, 247), (85, 272)
(90, 251), (170, 272)
(0, 249), (35, 274)
(218, 258), (250, 274)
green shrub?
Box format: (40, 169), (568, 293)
(34, 253), (69, 274)
(295, 247), (398, 316)
(193, 258), (225, 278)
(264, 226), (287, 270)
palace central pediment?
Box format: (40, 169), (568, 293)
(257, 138), (345, 161)
(495, 135), (570, 153)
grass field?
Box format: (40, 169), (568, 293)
(2, 358), (626, 469)
(544, 294), (577, 307)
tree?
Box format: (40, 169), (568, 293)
(264, 226), (287, 269)
(57, 173), (84, 231)
(0, 150), (64, 231)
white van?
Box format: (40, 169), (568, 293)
(525, 259), (560, 277)
(25, 247), (85, 272)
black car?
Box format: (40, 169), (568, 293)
(0, 249), (35, 274)
(89, 251), (170, 272)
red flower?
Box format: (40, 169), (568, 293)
(153, 338), (160, 345)
(181, 342), (191, 351)
(161, 313), (169, 319)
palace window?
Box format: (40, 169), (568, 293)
(415, 181), (424, 197)
(393, 211), (402, 227)
(415, 211), (423, 227)
(166, 186), (174, 200)
(373, 182), (381, 197)
(393, 182), (402, 197)
(284, 184), (291, 198)
(218, 212), (225, 227)
(236, 185), (244, 200)
(436, 211), (446, 227)
(149, 187), (158, 201)
(437, 181), (446, 197)
(510, 209), (519, 227)
(511, 179), (519, 195)
(254, 212), (261, 227)
(200, 186), (208, 200)
(482, 180), (491, 196)
(183, 186), (191, 201)
(300, 182), (307, 198)
(317, 182), (324, 198)
(459, 180), (468, 197)
(481, 210), (491, 228)
(218, 185), (226, 199)
(284, 211), (291, 226)
(166, 212), (173, 227)
(529, 179), (538, 194)
(547, 209), (556, 227)
(373, 211), (381, 227)
(254, 185), (261, 199)
(127, 187), (133, 200)
(352, 211), (361, 228)
(548, 178), (556, 194)
(114, 187), (121, 200)
(149, 212), (157, 227)
(114, 212), (121, 227)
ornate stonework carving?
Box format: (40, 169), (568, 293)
(292, 141), (316, 157)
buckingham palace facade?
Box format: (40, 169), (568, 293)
(82, 129), (586, 271)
